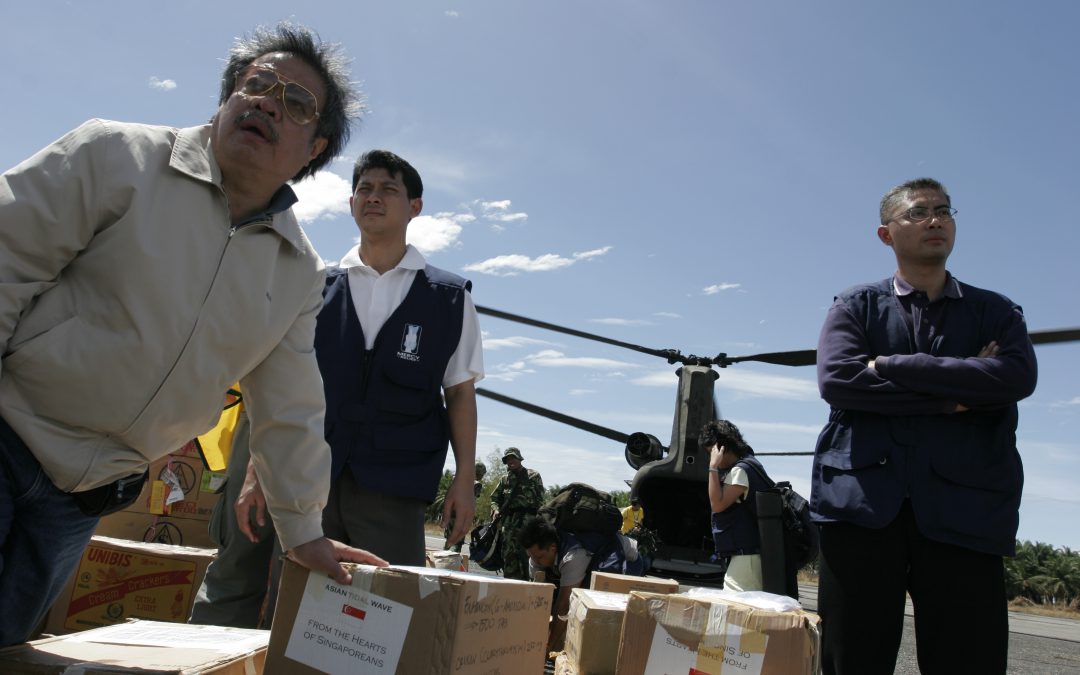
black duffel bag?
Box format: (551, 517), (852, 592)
(469, 520), (503, 571)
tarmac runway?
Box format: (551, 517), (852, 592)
(430, 536), (1080, 673)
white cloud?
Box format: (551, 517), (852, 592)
(569, 389), (597, 396)
(590, 318), (652, 327)
(148, 76), (177, 91)
(631, 368), (817, 401)
(464, 246), (613, 276)
(434, 210), (476, 225)
(477, 199), (528, 230)
(291, 172), (351, 224)
(737, 421), (823, 436)
(484, 360), (535, 382)
(526, 349), (638, 371)
(484, 348), (639, 382)
(574, 246), (612, 260)
(1018, 439), (1079, 463)
(719, 370), (818, 401)
(445, 10), (460, 17)
(483, 336), (558, 351)
(465, 254), (572, 275)
(1050, 396), (1080, 408)
(654, 312), (681, 319)
(407, 214), (463, 255)
(703, 282), (742, 295)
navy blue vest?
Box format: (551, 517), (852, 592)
(711, 456), (770, 557)
(316, 265), (471, 502)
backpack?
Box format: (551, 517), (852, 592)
(739, 460), (819, 573)
(469, 521), (503, 571)
(538, 483), (622, 547)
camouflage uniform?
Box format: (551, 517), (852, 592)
(491, 448), (544, 580)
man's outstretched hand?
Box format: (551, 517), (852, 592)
(442, 472), (477, 546)
(289, 537), (389, 585)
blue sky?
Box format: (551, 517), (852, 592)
(3, 2), (1077, 549)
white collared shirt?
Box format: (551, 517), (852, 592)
(337, 244), (484, 388)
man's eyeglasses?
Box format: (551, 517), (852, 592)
(892, 206), (958, 223)
(235, 65), (320, 126)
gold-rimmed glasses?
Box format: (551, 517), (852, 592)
(235, 65), (321, 126)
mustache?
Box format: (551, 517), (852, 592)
(235, 110), (280, 143)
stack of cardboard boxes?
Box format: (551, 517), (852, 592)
(555, 572), (821, 675)
(94, 440), (225, 549)
(28, 455), (824, 675)
(39, 443), (226, 640)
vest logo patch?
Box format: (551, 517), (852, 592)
(397, 324), (422, 362)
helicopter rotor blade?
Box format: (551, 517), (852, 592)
(719, 326), (1080, 367)
(722, 349), (818, 367)
(476, 306), (676, 362)
(478, 305), (1080, 370)
(476, 387), (631, 444)
(1029, 327), (1080, 346)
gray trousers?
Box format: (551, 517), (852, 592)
(188, 412), (282, 629)
(322, 469), (427, 566)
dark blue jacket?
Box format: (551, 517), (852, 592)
(811, 277), (1037, 556)
(711, 456), (770, 557)
(316, 266), (470, 502)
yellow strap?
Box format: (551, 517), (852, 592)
(194, 385), (242, 472)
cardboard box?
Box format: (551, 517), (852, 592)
(589, 571), (679, 595)
(616, 590), (821, 675)
(45, 536), (216, 635)
(266, 558), (554, 674)
(563, 589), (628, 675)
(425, 549), (470, 571)
(0, 619), (267, 674)
(95, 511), (217, 549)
(128, 441), (226, 522)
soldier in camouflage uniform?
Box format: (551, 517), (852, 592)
(490, 447), (544, 580)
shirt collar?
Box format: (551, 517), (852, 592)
(170, 124), (306, 252)
(892, 272), (963, 299)
(339, 243), (427, 271)
(236, 184), (298, 225)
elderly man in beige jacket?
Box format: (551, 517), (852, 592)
(0, 23), (386, 647)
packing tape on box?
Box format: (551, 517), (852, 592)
(417, 573), (440, 599)
(349, 564), (375, 592)
(704, 602), (768, 654)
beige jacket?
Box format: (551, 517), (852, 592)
(0, 120), (329, 549)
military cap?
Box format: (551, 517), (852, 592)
(502, 447), (524, 463)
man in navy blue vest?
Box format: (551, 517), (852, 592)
(314, 149), (482, 565)
(811, 178), (1037, 674)
(232, 150), (483, 569)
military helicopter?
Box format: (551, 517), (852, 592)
(473, 305), (1080, 582)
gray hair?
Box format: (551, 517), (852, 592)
(219, 22), (363, 181)
(879, 177), (951, 224)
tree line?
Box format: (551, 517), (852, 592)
(1005, 540), (1080, 609)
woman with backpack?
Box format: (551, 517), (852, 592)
(701, 420), (774, 593)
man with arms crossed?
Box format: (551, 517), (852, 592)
(237, 150), (483, 566)
(0, 23), (385, 647)
(812, 178), (1037, 674)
